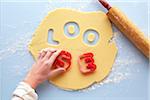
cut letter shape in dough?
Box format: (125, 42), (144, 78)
(28, 9), (118, 90)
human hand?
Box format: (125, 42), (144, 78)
(24, 48), (66, 89)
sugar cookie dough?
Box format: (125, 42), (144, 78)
(29, 9), (118, 90)
(88, 33), (96, 42)
(68, 25), (75, 34)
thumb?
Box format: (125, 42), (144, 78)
(48, 68), (66, 79)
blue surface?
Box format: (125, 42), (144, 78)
(0, 0), (149, 100)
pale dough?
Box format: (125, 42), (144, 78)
(88, 33), (96, 42)
(68, 25), (75, 34)
(28, 9), (118, 90)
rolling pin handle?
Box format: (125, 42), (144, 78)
(98, 0), (150, 58)
(98, 0), (111, 10)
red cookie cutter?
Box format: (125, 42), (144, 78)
(53, 50), (72, 70)
(79, 52), (97, 74)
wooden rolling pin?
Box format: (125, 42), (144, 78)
(98, 0), (150, 58)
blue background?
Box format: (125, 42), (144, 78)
(0, 0), (149, 100)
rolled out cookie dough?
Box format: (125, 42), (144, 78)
(28, 9), (118, 90)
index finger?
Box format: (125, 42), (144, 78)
(47, 50), (62, 69)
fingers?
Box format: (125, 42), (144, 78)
(38, 52), (42, 59)
(39, 48), (57, 60)
(48, 68), (66, 79)
(41, 48), (56, 53)
(39, 51), (46, 59)
(47, 50), (61, 68)
(42, 51), (52, 60)
(38, 48), (61, 69)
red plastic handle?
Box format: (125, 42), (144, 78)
(79, 52), (97, 74)
(53, 50), (72, 70)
